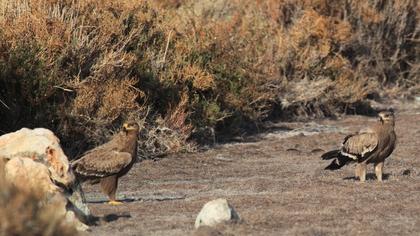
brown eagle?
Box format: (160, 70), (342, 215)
(72, 122), (139, 205)
(321, 111), (396, 182)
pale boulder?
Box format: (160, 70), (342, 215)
(0, 127), (90, 230)
(0, 127), (74, 187)
(195, 198), (240, 229)
(5, 157), (62, 195)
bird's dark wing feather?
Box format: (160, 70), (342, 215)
(73, 151), (132, 177)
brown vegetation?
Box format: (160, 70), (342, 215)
(0, 0), (419, 156)
(0, 160), (78, 236)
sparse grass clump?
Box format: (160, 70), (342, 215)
(0, 0), (418, 154)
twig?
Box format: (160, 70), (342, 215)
(54, 85), (74, 92)
(129, 84), (142, 93)
(162, 30), (173, 64)
(0, 98), (10, 110)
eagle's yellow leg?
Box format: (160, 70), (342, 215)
(374, 162), (384, 182)
(101, 175), (121, 205)
(358, 163), (367, 182)
(108, 200), (123, 205)
(355, 164), (361, 179)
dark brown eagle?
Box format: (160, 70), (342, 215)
(321, 111), (396, 182)
(72, 122), (139, 205)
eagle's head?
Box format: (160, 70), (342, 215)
(123, 122), (140, 134)
(378, 111), (395, 125)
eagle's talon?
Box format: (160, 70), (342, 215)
(108, 200), (123, 205)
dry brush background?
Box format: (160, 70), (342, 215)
(0, 0), (419, 157)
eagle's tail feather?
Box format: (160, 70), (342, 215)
(324, 155), (352, 170)
(321, 150), (340, 160)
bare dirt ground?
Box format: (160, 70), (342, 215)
(85, 102), (420, 236)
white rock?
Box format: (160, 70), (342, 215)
(0, 127), (90, 230)
(5, 157), (61, 194)
(195, 198), (240, 229)
(0, 127), (74, 187)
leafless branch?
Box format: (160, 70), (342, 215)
(0, 98), (10, 110)
(54, 86), (74, 92)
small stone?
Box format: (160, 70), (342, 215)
(195, 198), (240, 229)
(286, 148), (301, 153)
(402, 169), (411, 176)
(310, 148), (324, 154)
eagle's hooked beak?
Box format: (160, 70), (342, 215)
(123, 123), (137, 131)
(123, 123), (129, 130)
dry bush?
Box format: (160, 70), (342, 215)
(0, 0), (418, 152)
(0, 160), (78, 236)
(138, 91), (196, 158)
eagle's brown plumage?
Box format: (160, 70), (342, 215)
(321, 111), (396, 182)
(72, 122), (139, 204)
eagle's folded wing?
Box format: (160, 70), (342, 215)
(340, 132), (378, 161)
(73, 151), (132, 177)
(79, 136), (121, 157)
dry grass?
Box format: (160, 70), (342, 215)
(0, 160), (78, 236)
(0, 0), (418, 154)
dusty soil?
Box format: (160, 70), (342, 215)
(85, 103), (420, 236)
